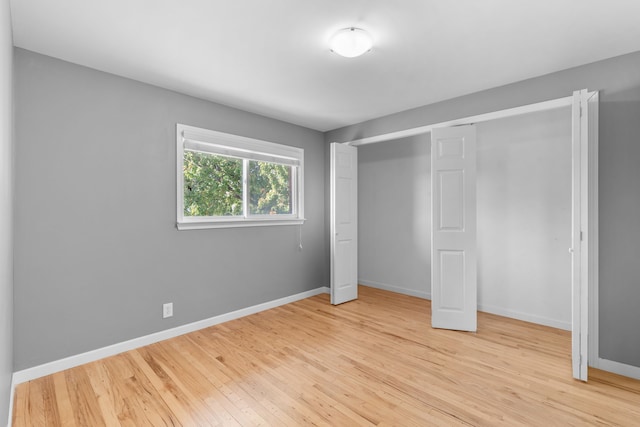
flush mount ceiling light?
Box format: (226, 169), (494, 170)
(329, 27), (373, 58)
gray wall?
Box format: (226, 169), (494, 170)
(327, 50), (640, 368)
(14, 49), (327, 370)
(476, 108), (571, 329)
(357, 108), (571, 329)
(358, 134), (431, 298)
(0, 0), (13, 421)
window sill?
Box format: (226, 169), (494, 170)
(177, 218), (305, 230)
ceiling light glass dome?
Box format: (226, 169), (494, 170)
(329, 27), (373, 58)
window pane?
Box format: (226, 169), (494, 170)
(249, 160), (293, 215)
(183, 150), (243, 217)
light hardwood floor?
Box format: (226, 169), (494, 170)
(12, 286), (640, 426)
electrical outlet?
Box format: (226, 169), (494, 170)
(163, 302), (173, 318)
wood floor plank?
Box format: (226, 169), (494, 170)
(51, 372), (78, 427)
(183, 331), (301, 426)
(144, 341), (243, 426)
(13, 286), (640, 426)
(84, 362), (127, 426)
(64, 367), (106, 427)
(11, 381), (27, 427)
(101, 351), (181, 426)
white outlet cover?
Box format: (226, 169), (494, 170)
(163, 302), (173, 318)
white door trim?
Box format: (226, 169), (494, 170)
(345, 96), (576, 147)
(585, 93), (600, 370)
(571, 89), (588, 380)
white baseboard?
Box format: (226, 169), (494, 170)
(594, 357), (640, 380)
(12, 286), (330, 385)
(477, 302), (571, 331)
(359, 279), (430, 299)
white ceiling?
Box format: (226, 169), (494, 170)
(10, 0), (640, 131)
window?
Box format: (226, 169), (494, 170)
(177, 124), (304, 229)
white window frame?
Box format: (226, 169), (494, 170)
(177, 123), (305, 230)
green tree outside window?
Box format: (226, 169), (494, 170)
(183, 151), (293, 217)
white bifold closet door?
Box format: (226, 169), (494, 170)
(571, 88), (592, 381)
(330, 142), (358, 305)
(431, 125), (477, 331)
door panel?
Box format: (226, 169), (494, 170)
(438, 170), (465, 229)
(431, 126), (477, 331)
(331, 143), (358, 305)
(440, 250), (465, 309)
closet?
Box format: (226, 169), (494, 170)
(330, 90), (598, 380)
